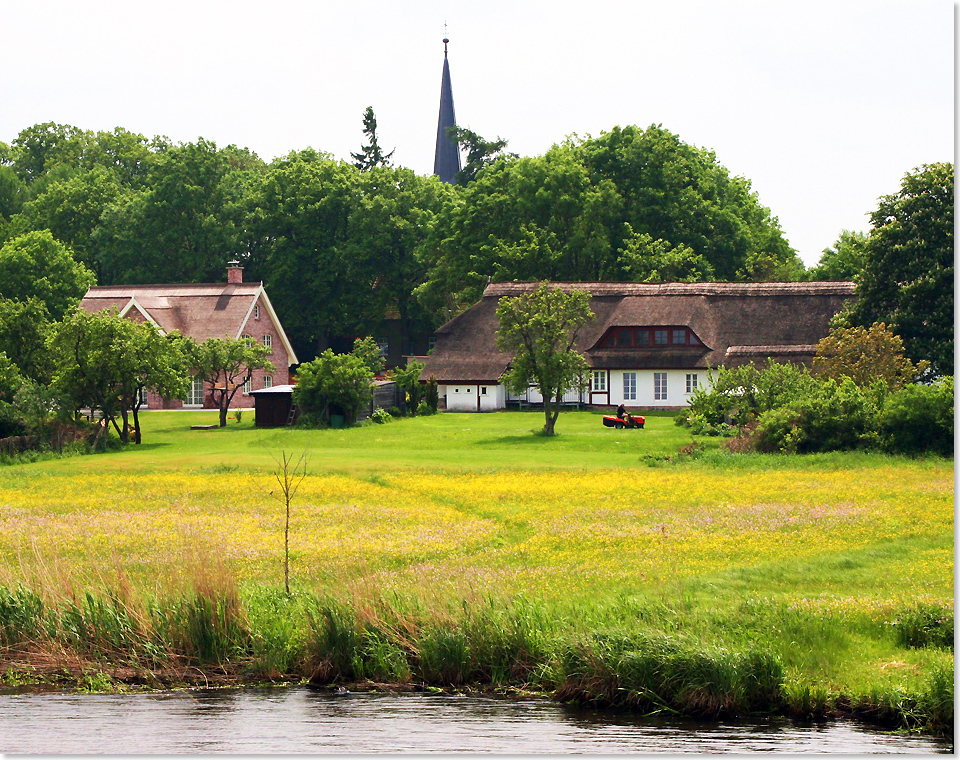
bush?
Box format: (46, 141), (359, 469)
(416, 399), (435, 416)
(387, 406), (402, 418)
(370, 408), (391, 425)
(878, 378), (953, 456)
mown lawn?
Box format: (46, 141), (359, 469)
(0, 409), (952, 728)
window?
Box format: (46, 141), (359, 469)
(135, 387), (148, 408)
(185, 377), (204, 406)
(623, 372), (637, 401)
(635, 330), (649, 346)
(263, 375), (273, 389)
(592, 370), (606, 392)
(243, 377), (252, 394)
(686, 373), (698, 394)
(428, 336), (437, 353)
(377, 338), (389, 357)
(615, 329), (632, 347)
(689, 333), (700, 345)
(241, 333), (251, 341)
(253, 304), (260, 320)
(673, 329), (686, 345)
(481, 386), (487, 395)
(263, 334), (272, 351)
(654, 372), (668, 400)
(654, 330), (668, 345)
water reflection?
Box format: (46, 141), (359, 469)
(0, 687), (951, 754)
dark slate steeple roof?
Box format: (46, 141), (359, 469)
(433, 37), (461, 184)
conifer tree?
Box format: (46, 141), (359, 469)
(351, 107), (394, 171)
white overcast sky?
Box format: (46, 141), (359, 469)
(2, 0), (954, 267)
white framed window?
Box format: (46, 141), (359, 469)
(592, 370), (606, 392)
(481, 386), (487, 395)
(686, 373), (699, 394)
(135, 387), (149, 408)
(623, 372), (637, 401)
(377, 338), (389, 357)
(253, 304), (260, 320)
(263, 334), (272, 351)
(655, 372), (668, 400)
(185, 377), (204, 407)
(263, 375), (273, 389)
(243, 377), (252, 394)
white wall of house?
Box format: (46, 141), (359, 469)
(441, 383), (506, 411)
(442, 371), (713, 411)
(605, 369), (713, 407)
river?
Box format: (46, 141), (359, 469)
(0, 687), (952, 754)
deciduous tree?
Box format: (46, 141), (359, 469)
(496, 283), (593, 436)
(190, 337), (275, 427)
(813, 322), (928, 391)
(846, 163), (953, 377)
(0, 230), (95, 319)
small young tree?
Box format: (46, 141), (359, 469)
(425, 373), (440, 412)
(190, 337), (275, 427)
(271, 450), (307, 595)
(496, 283), (593, 436)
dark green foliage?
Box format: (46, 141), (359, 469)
(425, 374), (440, 412)
(890, 604), (954, 650)
(294, 346), (374, 426)
(554, 631), (784, 718)
(351, 107), (394, 171)
(810, 229), (868, 281)
(847, 163), (953, 376)
(0, 230), (95, 320)
(877, 378), (954, 456)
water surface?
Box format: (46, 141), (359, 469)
(0, 687), (951, 754)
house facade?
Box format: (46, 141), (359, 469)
(80, 263), (299, 410)
(421, 281), (856, 411)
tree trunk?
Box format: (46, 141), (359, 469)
(132, 404), (142, 444)
(219, 402), (229, 427)
(543, 398), (556, 436)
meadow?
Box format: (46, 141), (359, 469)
(0, 409), (952, 733)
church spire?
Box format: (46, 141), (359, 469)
(433, 35), (461, 184)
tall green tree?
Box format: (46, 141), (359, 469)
(448, 126), (516, 184)
(244, 156), (362, 359)
(0, 230), (95, 319)
(496, 283), (593, 436)
(0, 297), (54, 383)
(809, 229), (868, 281)
(846, 163), (954, 376)
(351, 107), (394, 171)
(190, 336), (275, 427)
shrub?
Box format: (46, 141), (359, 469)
(371, 408), (391, 425)
(416, 399), (435, 416)
(387, 406), (402, 418)
(877, 378), (953, 456)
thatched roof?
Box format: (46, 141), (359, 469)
(421, 281), (855, 382)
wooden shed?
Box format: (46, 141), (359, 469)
(249, 384), (297, 428)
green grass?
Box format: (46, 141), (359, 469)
(0, 409), (952, 734)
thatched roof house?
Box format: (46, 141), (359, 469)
(422, 281), (855, 410)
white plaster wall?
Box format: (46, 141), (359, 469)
(441, 383), (507, 411)
(607, 370), (714, 407)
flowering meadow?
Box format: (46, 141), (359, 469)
(0, 410), (952, 732)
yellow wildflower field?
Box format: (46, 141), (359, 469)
(0, 460), (951, 611)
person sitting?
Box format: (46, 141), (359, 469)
(616, 403), (627, 419)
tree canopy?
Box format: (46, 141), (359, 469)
(846, 163), (954, 377)
(496, 284), (594, 436)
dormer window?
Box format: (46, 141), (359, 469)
(600, 326), (703, 348)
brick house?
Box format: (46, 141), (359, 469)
(421, 281), (856, 411)
(79, 263), (299, 410)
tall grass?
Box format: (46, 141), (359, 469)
(0, 581), (951, 735)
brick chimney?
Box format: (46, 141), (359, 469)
(226, 260), (243, 284)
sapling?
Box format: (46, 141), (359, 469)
(271, 450), (307, 595)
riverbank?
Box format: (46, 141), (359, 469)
(0, 584), (952, 736)
(0, 411), (952, 736)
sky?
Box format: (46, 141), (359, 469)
(2, 0), (954, 267)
